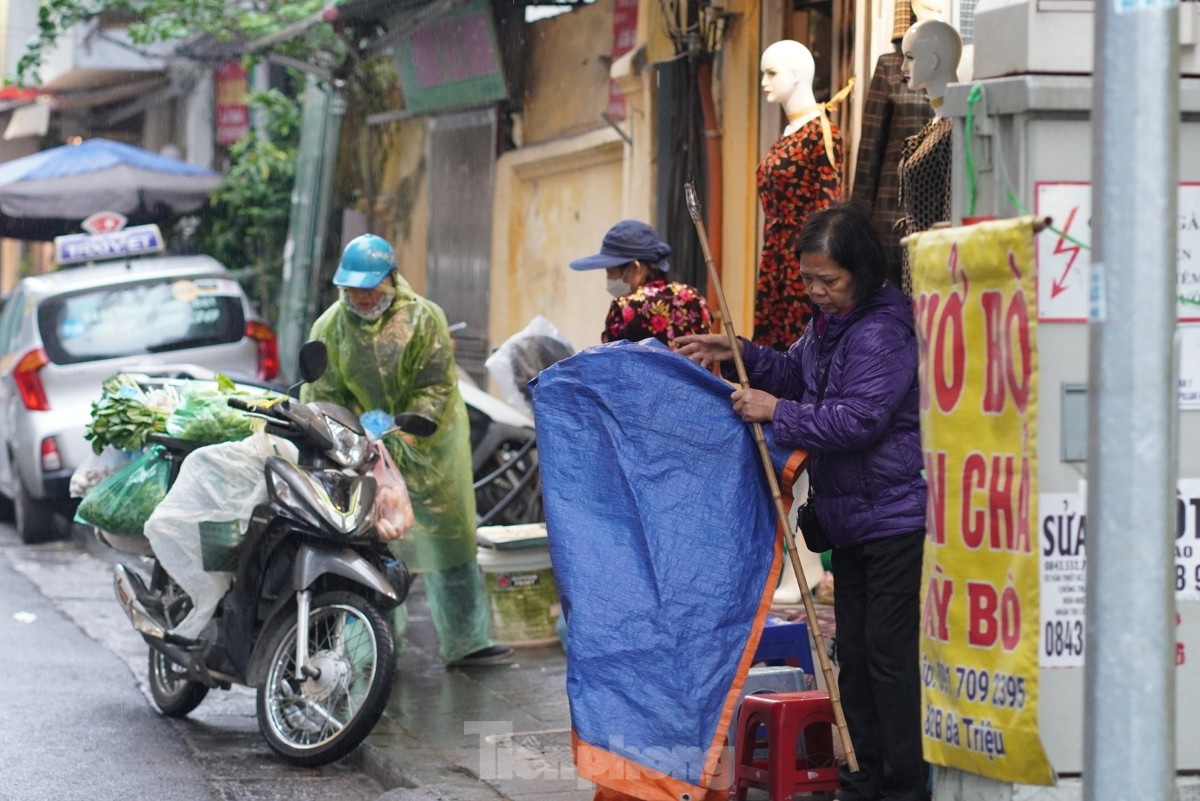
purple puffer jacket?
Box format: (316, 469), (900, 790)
(738, 282), (926, 547)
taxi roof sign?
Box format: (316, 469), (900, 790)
(54, 223), (166, 266)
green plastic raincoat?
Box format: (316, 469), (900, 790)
(301, 277), (477, 573)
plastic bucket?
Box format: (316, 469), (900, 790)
(476, 524), (561, 647)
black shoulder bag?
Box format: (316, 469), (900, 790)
(796, 356), (834, 553)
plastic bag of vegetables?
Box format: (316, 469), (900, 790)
(69, 445), (136, 498)
(165, 386), (260, 444)
(74, 445), (171, 537)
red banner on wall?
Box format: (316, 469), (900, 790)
(215, 62), (250, 146)
(607, 0), (639, 120)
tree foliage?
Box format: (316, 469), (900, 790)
(196, 88), (300, 325)
(15, 0), (331, 87)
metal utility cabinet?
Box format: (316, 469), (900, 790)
(941, 0), (1200, 778)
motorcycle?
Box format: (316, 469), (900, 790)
(461, 378), (543, 526)
(105, 340), (426, 766)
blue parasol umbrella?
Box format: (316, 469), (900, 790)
(0, 138), (221, 240)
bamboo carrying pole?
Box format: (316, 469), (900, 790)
(684, 183), (858, 773)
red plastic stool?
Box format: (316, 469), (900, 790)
(733, 690), (841, 800)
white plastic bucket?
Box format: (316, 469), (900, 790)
(476, 524), (560, 647)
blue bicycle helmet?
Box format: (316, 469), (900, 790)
(333, 234), (396, 289)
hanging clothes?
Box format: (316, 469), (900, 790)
(897, 116), (954, 294)
(754, 117), (843, 351)
(851, 48), (933, 288)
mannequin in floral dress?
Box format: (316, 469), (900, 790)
(897, 19), (962, 294)
(754, 40), (843, 351)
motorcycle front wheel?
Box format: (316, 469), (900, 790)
(148, 648), (209, 717)
(256, 591), (396, 767)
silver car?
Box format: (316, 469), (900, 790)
(0, 255), (278, 543)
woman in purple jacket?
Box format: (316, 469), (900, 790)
(677, 204), (928, 801)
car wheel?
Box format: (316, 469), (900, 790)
(15, 479), (58, 544)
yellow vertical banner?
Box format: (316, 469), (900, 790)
(908, 217), (1055, 785)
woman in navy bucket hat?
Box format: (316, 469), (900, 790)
(569, 220), (712, 348)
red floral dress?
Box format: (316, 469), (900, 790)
(754, 117), (843, 351)
(602, 279), (712, 348)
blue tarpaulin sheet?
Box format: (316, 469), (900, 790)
(531, 339), (798, 800)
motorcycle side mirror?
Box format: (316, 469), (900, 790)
(394, 413), (438, 438)
(297, 341), (328, 384)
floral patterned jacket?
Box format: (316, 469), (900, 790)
(602, 279), (712, 348)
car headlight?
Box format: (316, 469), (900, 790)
(324, 414), (369, 468)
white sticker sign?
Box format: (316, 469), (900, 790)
(1035, 182), (1200, 323)
(1181, 326), (1200, 410)
(1039, 493), (1088, 668)
(1039, 479), (1200, 667)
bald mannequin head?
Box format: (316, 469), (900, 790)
(760, 40), (817, 121)
(901, 20), (962, 114)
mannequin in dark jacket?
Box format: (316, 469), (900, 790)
(850, 0), (933, 289)
(677, 205), (928, 801)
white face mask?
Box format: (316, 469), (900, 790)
(341, 287), (395, 321)
(606, 277), (632, 298)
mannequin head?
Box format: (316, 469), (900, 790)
(911, 0), (946, 24)
(760, 40), (816, 116)
(901, 20), (962, 112)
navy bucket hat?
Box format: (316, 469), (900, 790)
(569, 220), (672, 271)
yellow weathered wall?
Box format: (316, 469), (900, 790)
(371, 117), (429, 298)
(488, 1), (634, 370)
(490, 129), (625, 357)
(521, 0), (615, 146)
(716, 0), (765, 331)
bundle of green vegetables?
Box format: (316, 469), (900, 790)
(84, 374), (176, 455)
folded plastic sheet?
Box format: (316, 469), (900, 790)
(531, 339), (798, 801)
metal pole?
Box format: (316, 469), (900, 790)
(305, 90), (346, 330)
(1084, 2), (1179, 800)
(277, 76), (334, 381)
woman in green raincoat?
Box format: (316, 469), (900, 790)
(301, 234), (512, 666)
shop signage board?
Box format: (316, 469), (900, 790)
(1035, 181), (1200, 323)
(909, 218), (1054, 785)
(215, 61), (250, 146)
(393, 0), (507, 114)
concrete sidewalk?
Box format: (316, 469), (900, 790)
(362, 576), (837, 801)
(360, 578), (594, 801)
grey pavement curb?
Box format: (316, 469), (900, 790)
(355, 738), (509, 800)
(351, 741), (418, 794)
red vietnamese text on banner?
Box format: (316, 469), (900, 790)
(607, 0), (639, 120)
(215, 62), (250, 146)
(908, 217), (1055, 785)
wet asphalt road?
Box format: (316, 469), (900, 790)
(0, 522), (388, 801)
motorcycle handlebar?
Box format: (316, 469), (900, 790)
(227, 396), (299, 436)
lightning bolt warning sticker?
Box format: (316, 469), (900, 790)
(1035, 181), (1200, 322)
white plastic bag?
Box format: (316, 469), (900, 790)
(484, 315), (574, 415)
(143, 431), (298, 640)
(70, 445), (136, 499)
(372, 442), (414, 541)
